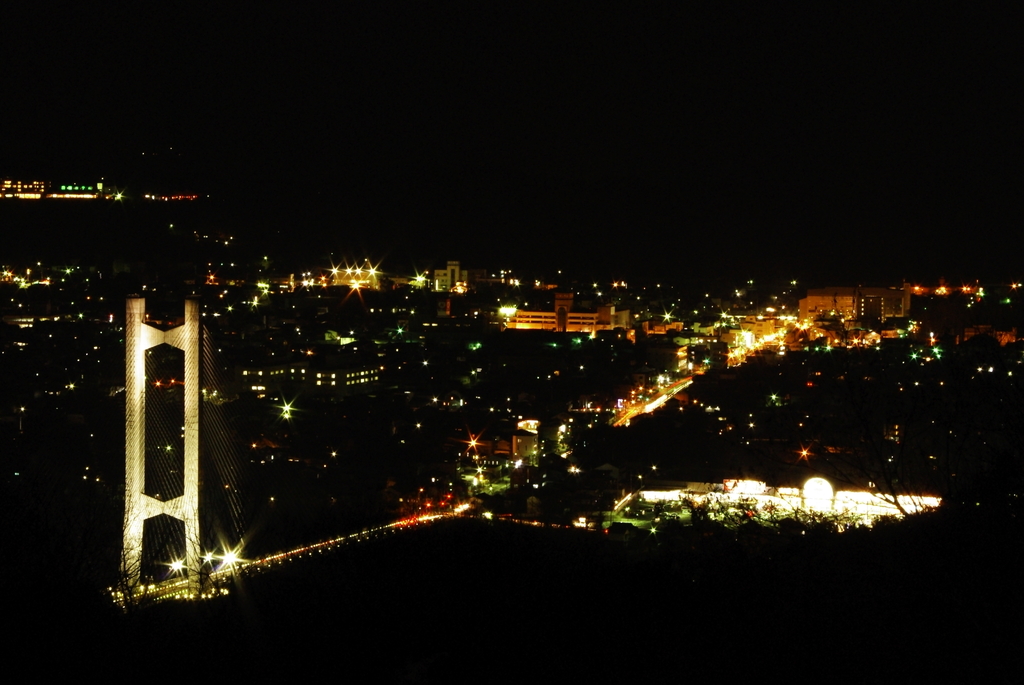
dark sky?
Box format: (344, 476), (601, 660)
(3, 4), (1021, 283)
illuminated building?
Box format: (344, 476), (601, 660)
(432, 260), (486, 293)
(506, 292), (631, 333)
(640, 319), (684, 335)
(799, 284), (911, 324)
(1, 314), (64, 328)
(1, 178), (50, 199)
(47, 182), (102, 199)
(434, 259), (462, 290)
(640, 476), (940, 522)
(512, 429), (539, 467)
(2, 179), (109, 199)
(237, 361), (379, 397)
(312, 366), (380, 395)
(644, 337), (687, 373)
(238, 362), (308, 397)
(738, 316), (785, 338)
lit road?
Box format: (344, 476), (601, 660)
(611, 376), (692, 427)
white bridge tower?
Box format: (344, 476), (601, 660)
(122, 297), (202, 594)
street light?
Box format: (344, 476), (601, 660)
(279, 401), (293, 420)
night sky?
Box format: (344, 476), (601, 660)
(3, 4), (1021, 283)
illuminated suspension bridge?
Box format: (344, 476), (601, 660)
(117, 296), (460, 607)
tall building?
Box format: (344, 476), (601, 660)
(799, 284), (911, 324)
(431, 260), (487, 292)
(434, 260), (463, 292)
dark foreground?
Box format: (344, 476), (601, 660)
(6, 511), (1022, 682)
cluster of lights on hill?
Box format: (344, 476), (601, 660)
(1, 178), (201, 201)
(1, 179), (126, 200)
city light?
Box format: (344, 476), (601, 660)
(279, 402), (294, 420)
